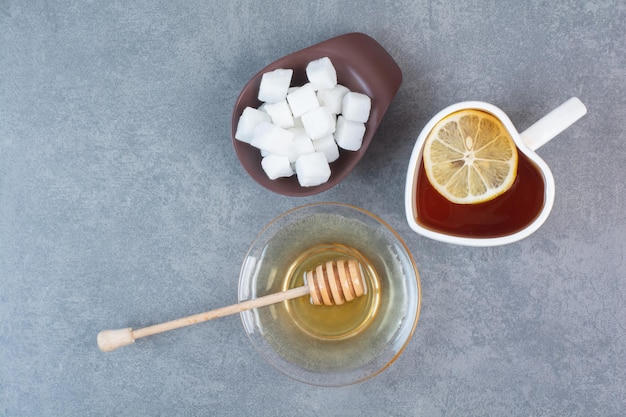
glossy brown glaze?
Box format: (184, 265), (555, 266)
(231, 32), (403, 196)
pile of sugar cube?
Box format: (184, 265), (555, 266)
(235, 57), (371, 187)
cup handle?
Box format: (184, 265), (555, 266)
(520, 97), (587, 151)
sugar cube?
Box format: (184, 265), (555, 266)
(264, 100), (294, 128)
(261, 154), (294, 179)
(292, 115), (304, 128)
(342, 92), (371, 123)
(286, 128), (315, 162)
(240, 57), (375, 186)
(334, 116), (366, 151)
(235, 107), (272, 143)
(306, 57), (337, 91)
(286, 83), (319, 118)
(317, 84), (349, 114)
(295, 152), (331, 187)
(289, 127), (310, 141)
(258, 68), (293, 103)
(250, 122), (294, 156)
(301, 106), (336, 140)
(312, 135), (340, 163)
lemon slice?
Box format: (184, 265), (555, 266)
(423, 109), (518, 204)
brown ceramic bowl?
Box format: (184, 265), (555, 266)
(231, 32), (403, 197)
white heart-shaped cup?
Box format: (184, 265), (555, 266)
(405, 97), (587, 246)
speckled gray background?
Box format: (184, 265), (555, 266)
(1, 1), (625, 416)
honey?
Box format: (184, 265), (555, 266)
(283, 243), (380, 340)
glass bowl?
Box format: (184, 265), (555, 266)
(238, 203), (421, 386)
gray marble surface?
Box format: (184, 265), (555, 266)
(1, 1), (625, 416)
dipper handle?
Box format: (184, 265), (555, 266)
(97, 285), (310, 352)
(97, 259), (365, 352)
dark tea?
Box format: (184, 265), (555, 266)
(414, 150), (545, 238)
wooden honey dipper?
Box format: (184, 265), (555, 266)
(97, 259), (365, 352)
